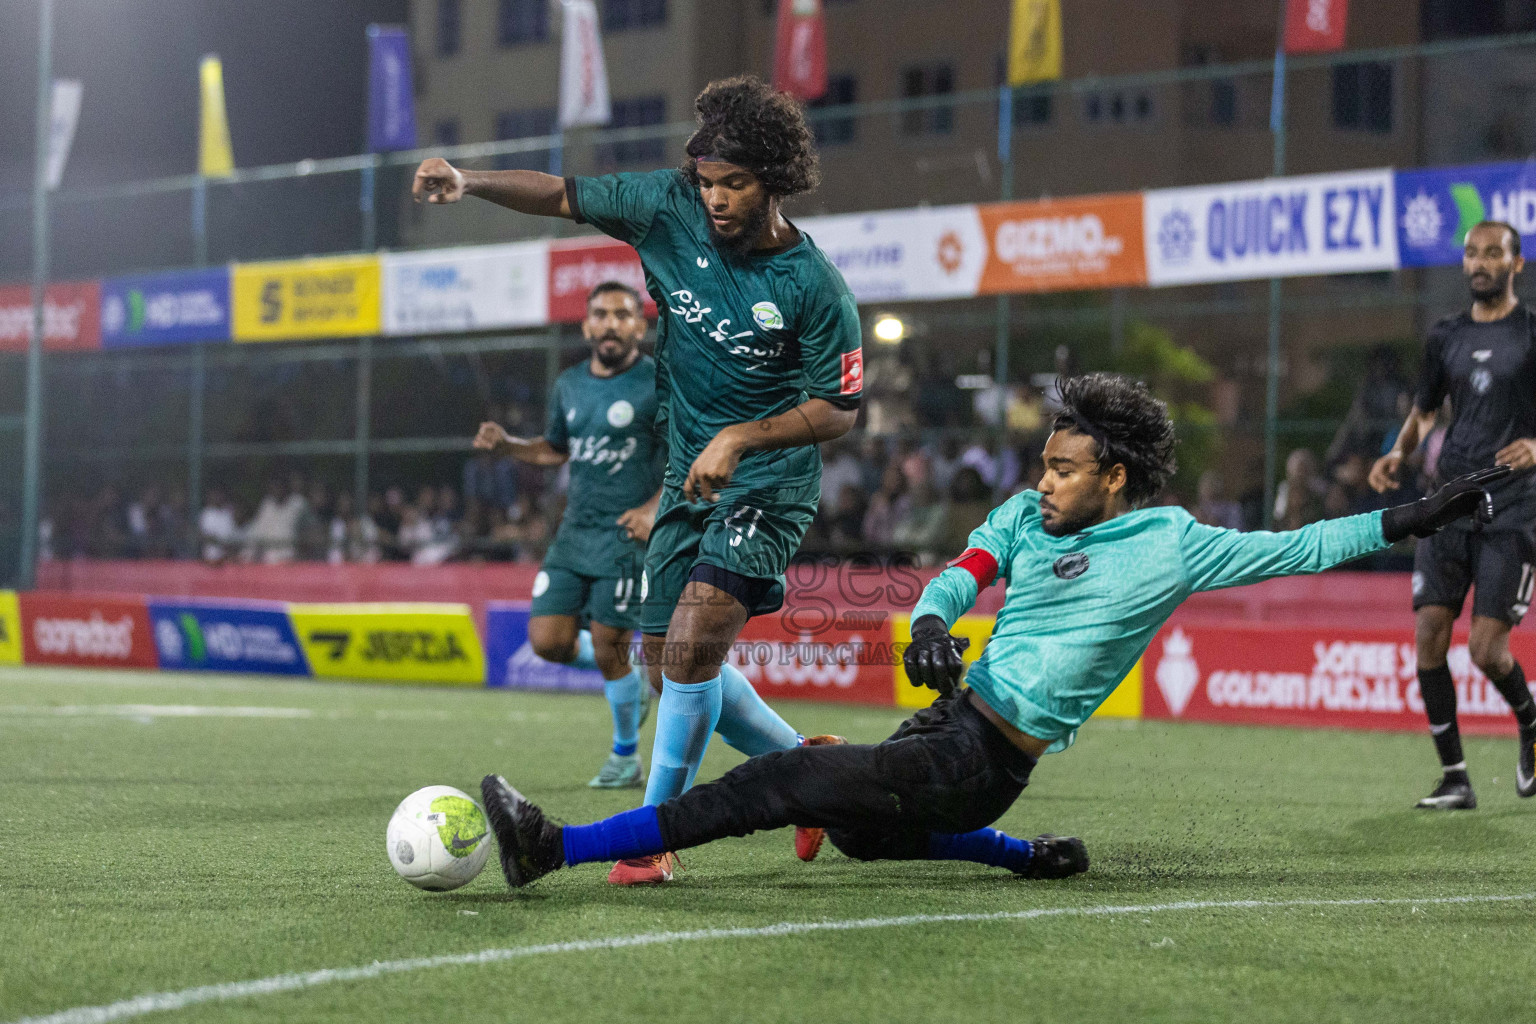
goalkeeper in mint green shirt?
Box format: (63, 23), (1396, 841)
(477, 374), (1507, 888)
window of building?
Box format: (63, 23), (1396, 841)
(1013, 91), (1053, 127)
(604, 0), (667, 31)
(1210, 79), (1237, 126)
(809, 74), (858, 146)
(498, 0), (548, 45)
(600, 96), (667, 166)
(1082, 89), (1153, 125)
(494, 108), (557, 170)
(1332, 62), (1392, 133)
(433, 119), (461, 147)
(900, 63), (954, 136)
(437, 0), (462, 57)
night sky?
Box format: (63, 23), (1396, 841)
(0, 0), (410, 279)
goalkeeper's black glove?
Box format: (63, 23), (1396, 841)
(1381, 465), (1512, 542)
(903, 614), (970, 696)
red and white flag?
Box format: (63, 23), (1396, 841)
(773, 0), (827, 102)
(558, 0), (610, 128)
(1283, 0), (1348, 54)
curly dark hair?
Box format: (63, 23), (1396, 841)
(682, 76), (820, 197)
(1053, 373), (1178, 508)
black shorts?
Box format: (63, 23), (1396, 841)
(1412, 525), (1536, 625)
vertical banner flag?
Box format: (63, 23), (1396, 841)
(1284, 0), (1348, 53)
(198, 55), (234, 177)
(1008, 0), (1063, 86)
(773, 0), (827, 103)
(558, 0), (611, 128)
(46, 80), (83, 190)
(366, 25), (417, 152)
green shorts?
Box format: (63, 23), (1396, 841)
(638, 476), (818, 635)
(530, 564), (643, 632)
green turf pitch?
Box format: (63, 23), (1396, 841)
(3, 666), (1535, 1024)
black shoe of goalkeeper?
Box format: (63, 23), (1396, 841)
(480, 775), (564, 887)
(1518, 725), (1536, 799)
(1416, 774), (1477, 810)
(1014, 834), (1089, 879)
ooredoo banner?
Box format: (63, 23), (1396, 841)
(1143, 621), (1536, 735)
(0, 281), (101, 352)
(18, 592), (156, 668)
(148, 598), (309, 676)
(1143, 169), (1397, 286)
(547, 239), (656, 322)
(799, 205), (987, 302)
(382, 242), (549, 335)
(976, 192), (1147, 293)
(288, 602), (486, 685)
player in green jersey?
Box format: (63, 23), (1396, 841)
(474, 374), (1506, 889)
(474, 282), (663, 790)
(418, 77), (859, 883)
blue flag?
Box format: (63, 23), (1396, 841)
(367, 25), (417, 153)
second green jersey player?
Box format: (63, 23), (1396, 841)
(474, 282), (663, 790)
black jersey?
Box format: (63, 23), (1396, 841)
(1415, 304), (1536, 528)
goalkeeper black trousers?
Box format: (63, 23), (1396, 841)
(655, 688), (1038, 860)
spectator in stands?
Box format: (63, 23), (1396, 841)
(156, 486), (188, 558)
(88, 485), (128, 558)
(295, 481), (331, 561)
(243, 476), (303, 563)
(929, 437), (962, 495)
(820, 439), (862, 511)
(125, 485), (159, 558)
(1273, 449), (1327, 531)
(862, 463), (909, 549)
(199, 489), (240, 564)
(824, 483), (869, 549)
(936, 466), (993, 559)
(1192, 471), (1243, 530)
(1326, 344), (1413, 469)
(891, 477), (947, 565)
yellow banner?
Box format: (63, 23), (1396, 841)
(232, 256), (381, 341)
(0, 591), (21, 665)
(891, 612), (1141, 719)
(1008, 0), (1062, 86)
(199, 55), (234, 178)
(289, 603), (485, 685)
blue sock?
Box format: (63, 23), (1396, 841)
(642, 673), (723, 806)
(562, 806), (665, 866)
(716, 663), (800, 756)
(569, 629), (599, 672)
(927, 828), (1034, 871)
(604, 667), (643, 756)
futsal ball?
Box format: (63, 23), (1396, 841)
(386, 785), (492, 891)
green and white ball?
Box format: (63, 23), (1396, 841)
(386, 785), (492, 891)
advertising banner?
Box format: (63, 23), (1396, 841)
(382, 242), (549, 335)
(800, 205), (986, 302)
(547, 239), (655, 322)
(1143, 168), (1397, 286)
(18, 592), (156, 669)
(1143, 621), (1536, 735)
(366, 25), (417, 153)
(147, 598), (309, 676)
(232, 256), (382, 341)
(101, 268), (231, 348)
(288, 602), (486, 685)
(977, 193), (1147, 294)
(0, 281), (101, 352)
(0, 591), (21, 665)
(726, 612), (896, 707)
(483, 602), (604, 692)
(1395, 160), (1536, 268)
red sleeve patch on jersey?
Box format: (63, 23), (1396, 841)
(840, 348), (864, 395)
(946, 547), (999, 589)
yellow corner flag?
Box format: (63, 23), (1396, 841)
(199, 55), (234, 177)
(1008, 0), (1062, 86)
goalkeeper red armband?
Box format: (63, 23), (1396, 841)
(946, 547), (999, 589)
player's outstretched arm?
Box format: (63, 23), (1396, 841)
(1380, 465), (1509, 541)
(412, 158), (572, 219)
(682, 398), (857, 502)
(473, 421), (568, 466)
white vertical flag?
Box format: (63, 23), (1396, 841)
(558, 0), (611, 129)
(46, 79), (83, 190)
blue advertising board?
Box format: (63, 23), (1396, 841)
(1395, 160), (1536, 268)
(483, 602), (604, 692)
(101, 267), (231, 347)
(148, 598), (310, 676)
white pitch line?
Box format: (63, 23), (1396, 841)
(0, 704), (316, 719)
(9, 892), (1536, 1024)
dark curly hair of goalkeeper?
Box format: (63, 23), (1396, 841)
(1052, 373), (1178, 508)
(682, 76), (820, 197)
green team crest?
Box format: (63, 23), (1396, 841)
(752, 301), (784, 330)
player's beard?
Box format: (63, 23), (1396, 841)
(709, 198), (772, 259)
(1468, 268), (1511, 303)
(593, 338), (632, 369)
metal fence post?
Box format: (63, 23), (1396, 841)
(354, 336), (373, 512)
(19, 0), (53, 589)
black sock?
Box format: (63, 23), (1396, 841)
(1489, 661), (1536, 730)
(1419, 665), (1465, 768)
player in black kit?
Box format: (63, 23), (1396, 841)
(1370, 220), (1536, 809)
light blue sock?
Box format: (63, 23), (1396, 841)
(716, 663), (800, 757)
(569, 629), (599, 672)
(604, 667), (643, 757)
(642, 673), (723, 806)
